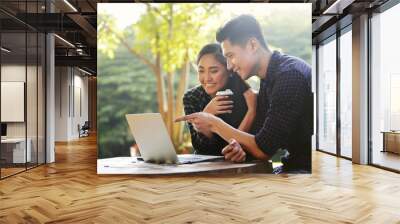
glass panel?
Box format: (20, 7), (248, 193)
(318, 37), (337, 154)
(0, 1), (46, 178)
(38, 32), (45, 165)
(340, 29), (352, 158)
(1, 30), (27, 177)
(371, 4), (400, 171)
(312, 45), (317, 150)
(27, 31), (38, 169)
(26, 0), (39, 169)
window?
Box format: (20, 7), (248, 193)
(317, 36), (337, 154)
(371, 3), (400, 171)
(339, 28), (352, 158)
(312, 45), (317, 150)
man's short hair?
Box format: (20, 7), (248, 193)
(216, 14), (268, 50)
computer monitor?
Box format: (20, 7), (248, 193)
(1, 123), (7, 137)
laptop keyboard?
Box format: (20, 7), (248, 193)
(177, 155), (224, 164)
(178, 156), (203, 163)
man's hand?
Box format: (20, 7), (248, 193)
(221, 139), (246, 162)
(175, 112), (221, 134)
(203, 95), (233, 115)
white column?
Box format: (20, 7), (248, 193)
(45, 0), (55, 163)
(352, 14), (369, 164)
(46, 33), (55, 163)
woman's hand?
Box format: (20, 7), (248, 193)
(203, 95), (233, 115)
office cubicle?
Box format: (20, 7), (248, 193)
(0, 1), (46, 179)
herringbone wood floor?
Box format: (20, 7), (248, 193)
(1, 134), (400, 223)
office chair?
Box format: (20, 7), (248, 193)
(79, 121), (90, 138)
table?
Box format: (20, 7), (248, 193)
(381, 131), (400, 154)
(1, 138), (31, 164)
(97, 157), (273, 175)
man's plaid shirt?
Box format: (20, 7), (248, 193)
(252, 51), (313, 171)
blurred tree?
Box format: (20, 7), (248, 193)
(259, 8), (312, 64)
(97, 46), (158, 158)
(98, 3), (219, 147)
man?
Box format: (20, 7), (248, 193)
(176, 15), (313, 173)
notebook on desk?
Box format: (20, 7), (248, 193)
(125, 113), (224, 164)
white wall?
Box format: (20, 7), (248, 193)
(55, 67), (89, 141)
(72, 73), (89, 138)
(1, 65), (26, 138)
(55, 67), (69, 141)
(1, 65), (41, 138)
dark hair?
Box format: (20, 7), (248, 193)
(196, 43), (227, 67)
(216, 14), (268, 49)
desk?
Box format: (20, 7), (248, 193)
(97, 157), (273, 175)
(1, 138), (31, 163)
(381, 131), (400, 154)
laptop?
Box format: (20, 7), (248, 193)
(125, 113), (224, 164)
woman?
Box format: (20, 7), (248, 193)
(183, 43), (257, 156)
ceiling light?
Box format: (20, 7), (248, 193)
(323, 0), (354, 15)
(54, 34), (75, 48)
(1, 47), (11, 53)
(63, 0), (78, 12)
(78, 67), (92, 76)
(76, 48), (85, 55)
